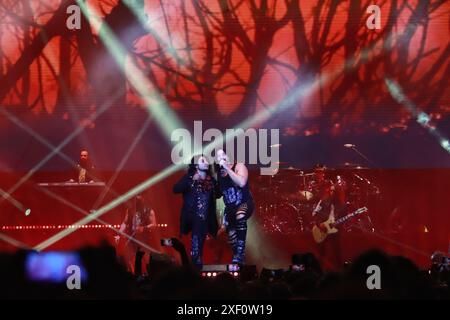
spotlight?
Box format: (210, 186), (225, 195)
(25, 208), (31, 216)
(441, 139), (450, 152)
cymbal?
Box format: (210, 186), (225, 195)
(295, 172), (315, 177)
(280, 166), (302, 171)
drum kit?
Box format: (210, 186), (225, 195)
(256, 163), (380, 235)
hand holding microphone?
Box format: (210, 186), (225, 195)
(216, 149), (229, 170)
(219, 158), (228, 168)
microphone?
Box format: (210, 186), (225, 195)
(344, 144), (355, 148)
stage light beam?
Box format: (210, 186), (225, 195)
(0, 88), (125, 206)
(385, 78), (450, 155)
(0, 186), (30, 215)
(122, 0), (186, 66)
(35, 22), (404, 251)
(34, 163), (183, 251)
(75, 0), (184, 144)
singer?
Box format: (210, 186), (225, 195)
(216, 150), (254, 264)
(173, 155), (219, 269)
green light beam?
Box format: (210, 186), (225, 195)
(91, 115), (152, 209)
(0, 88), (124, 206)
(385, 78), (450, 154)
(35, 20), (403, 250)
(0, 232), (30, 250)
(34, 183), (162, 254)
(75, 0), (184, 143)
(34, 163), (183, 251)
(122, 0), (187, 66)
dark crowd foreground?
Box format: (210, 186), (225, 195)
(0, 238), (448, 300)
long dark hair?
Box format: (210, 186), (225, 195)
(188, 154), (213, 176)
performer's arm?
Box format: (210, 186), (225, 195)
(222, 163), (248, 188)
(119, 209), (129, 233)
(170, 238), (192, 269)
(115, 209), (128, 242)
(173, 174), (191, 193)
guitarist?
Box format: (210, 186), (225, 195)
(115, 193), (157, 274)
(310, 164), (342, 271)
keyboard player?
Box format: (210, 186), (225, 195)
(70, 149), (96, 183)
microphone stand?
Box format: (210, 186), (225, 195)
(349, 145), (378, 168)
(345, 144), (379, 233)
